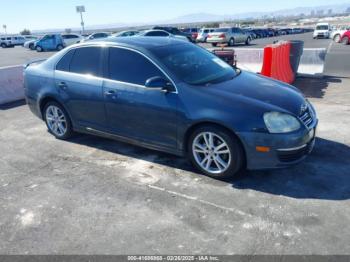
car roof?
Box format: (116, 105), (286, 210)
(79, 36), (186, 50)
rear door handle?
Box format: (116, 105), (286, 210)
(58, 82), (68, 90)
(104, 90), (118, 98)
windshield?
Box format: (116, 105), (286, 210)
(151, 44), (238, 85)
(214, 28), (229, 33)
(316, 25), (329, 30)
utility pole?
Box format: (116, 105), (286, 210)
(76, 5), (86, 35)
(3, 25), (7, 34)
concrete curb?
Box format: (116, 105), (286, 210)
(0, 65), (24, 105)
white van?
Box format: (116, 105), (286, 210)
(313, 23), (331, 39)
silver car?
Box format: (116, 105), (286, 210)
(207, 27), (251, 47)
(196, 28), (215, 43)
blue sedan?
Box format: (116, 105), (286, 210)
(24, 37), (318, 179)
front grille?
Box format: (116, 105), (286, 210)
(299, 106), (314, 128)
(277, 145), (309, 162)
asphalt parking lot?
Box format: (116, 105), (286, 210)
(0, 34), (350, 255)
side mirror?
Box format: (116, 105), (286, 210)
(145, 76), (174, 93)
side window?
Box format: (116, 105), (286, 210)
(70, 47), (102, 76)
(108, 48), (165, 86)
(146, 31), (169, 37)
(56, 49), (75, 72)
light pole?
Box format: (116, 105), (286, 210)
(3, 25), (7, 34)
(76, 5), (86, 35)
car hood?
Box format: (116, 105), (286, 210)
(205, 71), (305, 116)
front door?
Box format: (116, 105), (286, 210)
(103, 47), (178, 149)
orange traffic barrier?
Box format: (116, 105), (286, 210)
(261, 45), (272, 77)
(261, 41), (295, 84)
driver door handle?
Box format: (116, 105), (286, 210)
(104, 90), (118, 98)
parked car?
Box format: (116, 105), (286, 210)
(251, 29), (264, 38)
(207, 27), (251, 47)
(81, 32), (111, 42)
(313, 23), (331, 39)
(61, 34), (83, 46)
(279, 28), (293, 35)
(341, 30), (350, 45)
(153, 26), (192, 42)
(137, 30), (189, 42)
(196, 28), (215, 42)
(0, 35), (26, 48)
(34, 34), (65, 52)
(331, 28), (349, 43)
(242, 29), (257, 39)
(23, 37), (318, 179)
(292, 28), (304, 34)
(24, 39), (37, 50)
(112, 30), (139, 37)
(181, 28), (199, 41)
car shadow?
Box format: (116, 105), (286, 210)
(0, 99), (26, 110)
(294, 75), (345, 99)
(68, 134), (350, 201)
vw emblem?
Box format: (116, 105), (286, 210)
(300, 104), (308, 115)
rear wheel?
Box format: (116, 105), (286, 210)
(1, 43), (7, 48)
(188, 125), (244, 179)
(333, 34), (341, 43)
(342, 36), (349, 45)
(29, 43), (35, 50)
(44, 101), (73, 139)
(228, 38), (235, 47)
(56, 44), (64, 51)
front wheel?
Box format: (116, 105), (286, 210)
(44, 101), (73, 139)
(36, 45), (43, 52)
(57, 44), (64, 51)
(1, 43), (7, 48)
(29, 43), (35, 50)
(245, 37), (251, 45)
(188, 126), (244, 179)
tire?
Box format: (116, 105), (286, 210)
(211, 43), (217, 47)
(245, 37), (251, 45)
(56, 44), (64, 51)
(333, 34), (341, 43)
(228, 38), (235, 47)
(36, 45), (43, 52)
(188, 125), (244, 179)
(43, 101), (73, 140)
(29, 44), (35, 50)
(1, 43), (7, 48)
(342, 36), (349, 45)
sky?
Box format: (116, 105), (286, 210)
(0, 0), (349, 33)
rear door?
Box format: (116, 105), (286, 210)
(54, 46), (107, 130)
(103, 47), (178, 148)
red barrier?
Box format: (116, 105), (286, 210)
(261, 45), (272, 77)
(260, 41), (295, 84)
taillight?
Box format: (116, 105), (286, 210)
(219, 33), (226, 38)
(207, 35), (212, 38)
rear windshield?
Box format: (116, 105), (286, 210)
(214, 28), (229, 33)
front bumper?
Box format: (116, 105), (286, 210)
(238, 121), (318, 170)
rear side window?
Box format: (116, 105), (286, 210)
(69, 47), (102, 76)
(108, 47), (165, 85)
(146, 31), (169, 36)
(56, 49), (75, 72)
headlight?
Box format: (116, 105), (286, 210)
(263, 112), (301, 133)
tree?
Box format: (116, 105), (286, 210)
(20, 29), (31, 35)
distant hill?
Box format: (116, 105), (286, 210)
(33, 2), (350, 33)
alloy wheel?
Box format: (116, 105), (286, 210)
(192, 132), (231, 174)
(45, 105), (67, 137)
